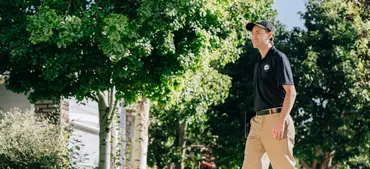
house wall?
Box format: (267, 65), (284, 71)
(70, 129), (100, 168)
(68, 99), (136, 168)
(0, 84), (33, 112)
(69, 98), (100, 168)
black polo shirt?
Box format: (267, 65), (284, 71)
(254, 47), (294, 111)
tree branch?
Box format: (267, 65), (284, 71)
(112, 98), (119, 115)
(108, 88), (111, 108)
(301, 159), (311, 169)
(86, 92), (98, 102)
(107, 86), (118, 128)
(108, 98), (119, 126)
(312, 159), (318, 169)
(321, 151), (336, 169)
(314, 147), (321, 169)
(98, 90), (109, 108)
(108, 86), (115, 114)
(328, 162), (340, 169)
(65, 0), (72, 17)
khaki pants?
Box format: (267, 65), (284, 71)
(242, 113), (296, 169)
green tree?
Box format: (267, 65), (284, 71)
(147, 1), (278, 168)
(204, 0), (369, 168)
(0, 0), (249, 168)
(345, 0), (370, 20)
(149, 68), (231, 169)
(283, 0), (370, 168)
(205, 46), (258, 168)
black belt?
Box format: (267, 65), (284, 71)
(256, 107), (282, 116)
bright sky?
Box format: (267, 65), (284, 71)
(272, 0), (307, 30)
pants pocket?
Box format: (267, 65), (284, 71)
(285, 116), (295, 144)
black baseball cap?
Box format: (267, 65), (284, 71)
(246, 20), (276, 34)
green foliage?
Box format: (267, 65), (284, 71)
(200, 0), (369, 168)
(148, 68), (231, 168)
(0, 0), (249, 104)
(0, 109), (70, 169)
(147, 1), (277, 168)
(281, 0), (370, 167)
(0, 0), (259, 167)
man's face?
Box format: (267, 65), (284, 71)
(251, 26), (272, 49)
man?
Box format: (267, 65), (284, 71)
(242, 20), (297, 169)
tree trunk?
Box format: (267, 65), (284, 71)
(111, 107), (120, 169)
(125, 109), (136, 167)
(119, 107), (127, 168)
(301, 150), (337, 169)
(98, 96), (111, 169)
(97, 88), (118, 169)
(132, 98), (150, 169)
(175, 120), (188, 169)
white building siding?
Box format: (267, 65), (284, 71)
(69, 98), (100, 168)
(0, 84), (33, 112)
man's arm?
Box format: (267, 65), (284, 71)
(272, 84), (296, 140)
(280, 84), (296, 119)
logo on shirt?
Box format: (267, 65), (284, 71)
(264, 64), (270, 72)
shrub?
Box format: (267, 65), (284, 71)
(0, 108), (70, 169)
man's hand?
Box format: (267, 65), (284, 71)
(272, 117), (286, 140)
(272, 84), (296, 140)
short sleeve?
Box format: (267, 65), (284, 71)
(276, 56), (294, 86)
